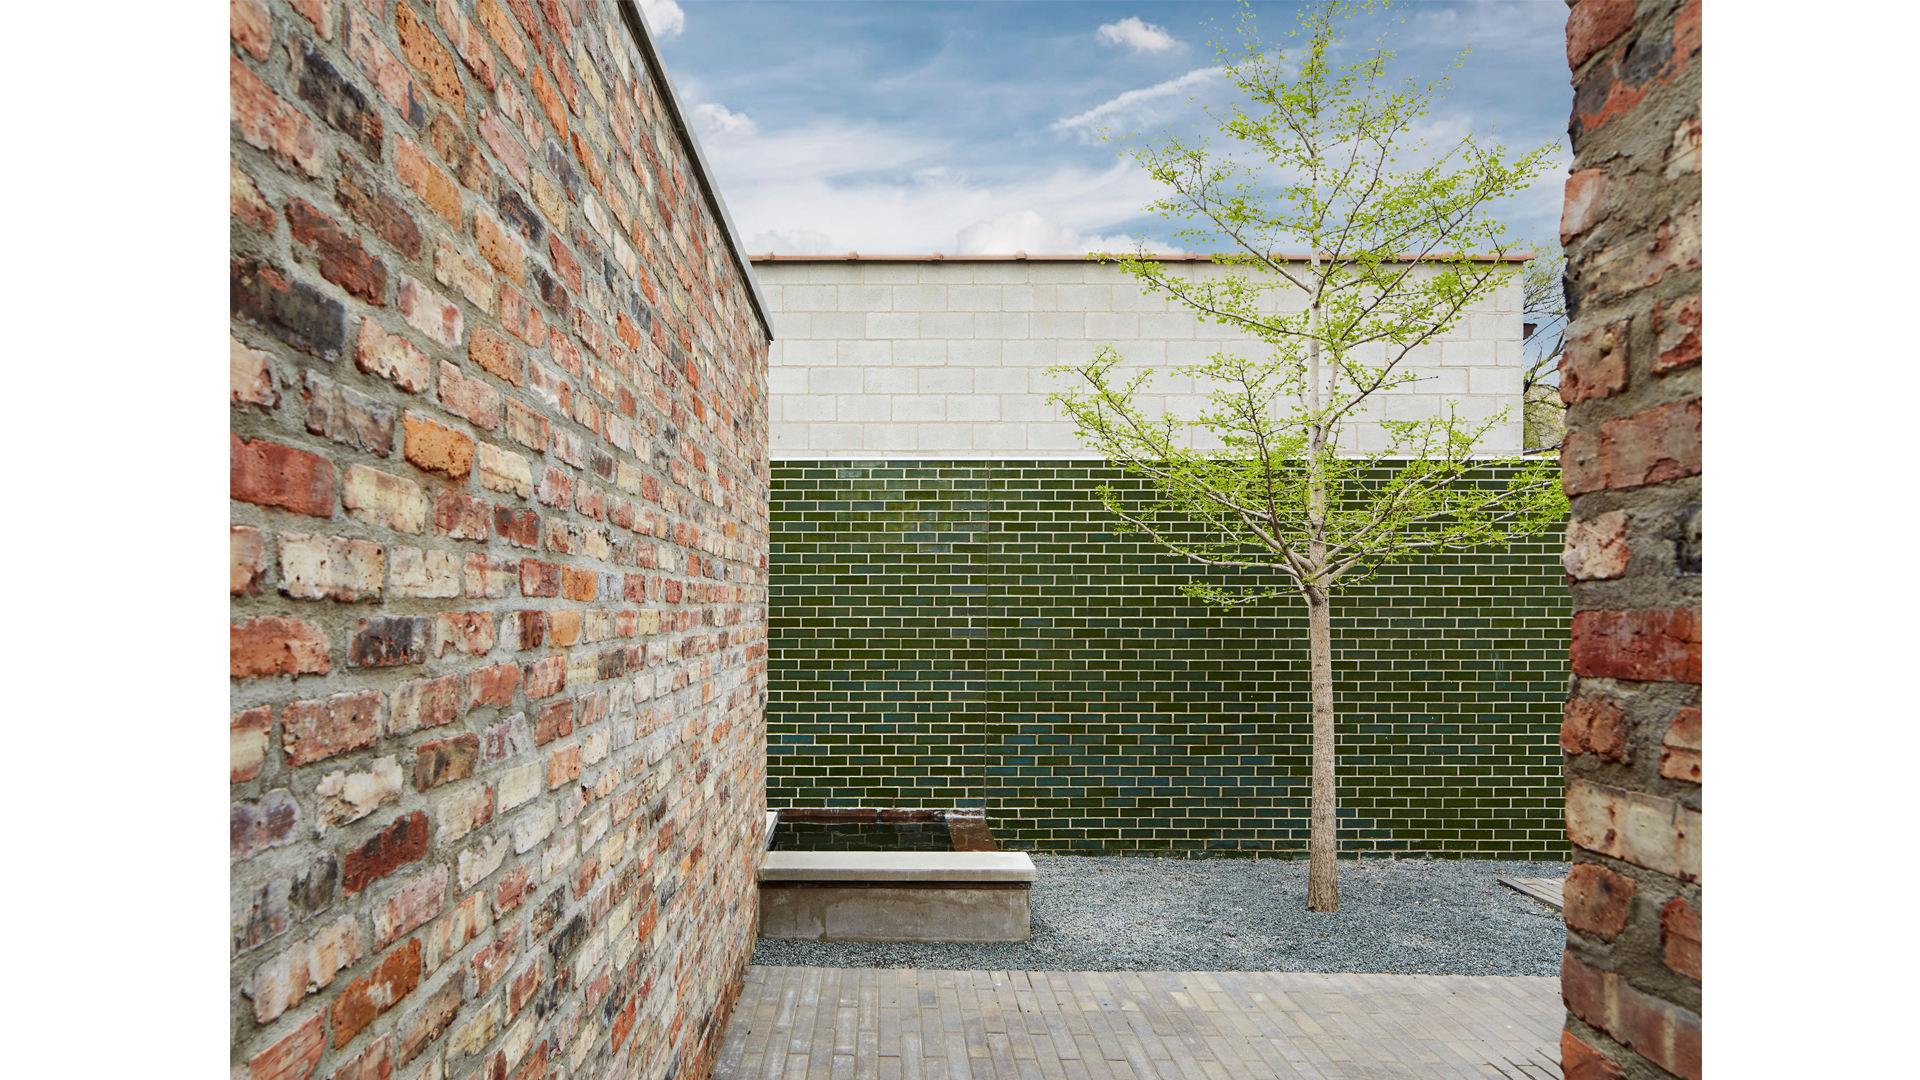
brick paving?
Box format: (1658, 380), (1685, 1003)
(712, 965), (1563, 1079)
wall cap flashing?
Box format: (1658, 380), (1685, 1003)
(617, 1), (773, 342)
(752, 253), (1533, 265)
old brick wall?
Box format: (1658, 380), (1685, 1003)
(230, 1), (770, 1078)
(1557, 1), (1700, 1078)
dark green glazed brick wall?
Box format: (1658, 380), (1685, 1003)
(769, 460), (1570, 859)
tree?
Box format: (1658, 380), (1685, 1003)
(1520, 239), (1568, 453)
(1049, 0), (1566, 911)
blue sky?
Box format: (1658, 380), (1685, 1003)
(640, 0), (1573, 255)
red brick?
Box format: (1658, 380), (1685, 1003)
(437, 0), (498, 89)
(561, 565), (596, 601)
(477, 208), (526, 284)
(342, 811), (431, 893)
(1571, 608), (1700, 683)
(1566, 779), (1700, 882)
(535, 700), (573, 744)
(1661, 706), (1702, 782)
(434, 490), (493, 540)
(1563, 398), (1702, 495)
(435, 782), (494, 843)
(395, 1), (464, 111)
(232, 56), (322, 177)
(1564, 863), (1636, 941)
(338, 153), (424, 261)
(416, 733), (481, 790)
(344, 6), (427, 129)
(373, 866), (447, 950)
(1660, 897), (1702, 979)
(284, 690), (384, 765)
(396, 133), (463, 227)
(389, 673), (462, 735)
(232, 525), (266, 595)
(1651, 295), (1701, 374)
(233, 616), (332, 678)
(1562, 692), (1629, 763)
(494, 864), (533, 914)
(523, 656), (565, 699)
(466, 661), (522, 710)
(331, 937), (423, 1046)
(435, 235), (497, 312)
(440, 360), (503, 429)
(546, 743), (582, 788)
(233, 789), (301, 858)
(233, 433), (335, 517)
(343, 462), (429, 535)
(434, 611), (496, 656)
(1561, 510), (1629, 581)
(478, 108), (530, 186)
(233, 705), (271, 782)
(324, 1036), (390, 1080)
(349, 616), (431, 667)
(286, 198), (387, 304)
(495, 506), (541, 548)
(278, 532), (385, 602)
(519, 558), (561, 597)
(248, 1009), (327, 1080)
(403, 410), (476, 478)
(395, 975), (463, 1066)
(1560, 1029), (1624, 1080)
(465, 552), (519, 597)
(499, 282), (545, 345)
(232, 160), (276, 231)
(304, 370), (396, 457)
(477, 0), (528, 76)
(356, 317), (432, 393)
(548, 233), (581, 290)
(397, 276), (464, 347)
(1561, 951), (1700, 1080)
(546, 609), (579, 646)
(1566, 0), (1634, 70)
(1560, 319), (1627, 406)
(231, 0), (271, 59)
(471, 324), (527, 386)
(232, 336), (280, 411)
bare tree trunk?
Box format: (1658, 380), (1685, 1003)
(1305, 585), (1339, 911)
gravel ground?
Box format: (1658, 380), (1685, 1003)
(751, 856), (1568, 975)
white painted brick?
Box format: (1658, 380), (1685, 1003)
(865, 313), (918, 339)
(921, 312), (974, 338)
(1442, 339), (1495, 366)
(810, 312), (865, 338)
(1003, 285), (1056, 311)
(769, 368), (808, 396)
(892, 285), (946, 310)
(975, 369), (1028, 394)
(972, 423), (1027, 449)
(949, 340), (1003, 367)
(1030, 313), (1082, 339)
(839, 284), (892, 311)
(809, 368), (861, 394)
(919, 369), (973, 394)
(975, 313), (1030, 339)
(1138, 313), (1196, 339)
(947, 396), (1000, 421)
(784, 285), (836, 311)
(1470, 367), (1521, 395)
(835, 395), (891, 422)
(1057, 285), (1111, 310)
(781, 396), (834, 422)
(894, 396), (946, 421)
(861, 423), (918, 450)
(837, 340), (892, 366)
(863, 369), (916, 393)
(915, 423), (972, 448)
(1086, 313), (1139, 339)
(809, 423), (863, 449)
(948, 286), (1003, 312)
(893, 340), (948, 366)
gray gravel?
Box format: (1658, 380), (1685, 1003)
(752, 856), (1568, 975)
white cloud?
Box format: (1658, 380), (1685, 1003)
(954, 210), (1154, 256)
(1053, 64), (1228, 138)
(639, 0), (684, 39)
(692, 102), (756, 137)
(1095, 16), (1182, 54)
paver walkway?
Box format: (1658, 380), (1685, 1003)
(712, 966), (1564, 1080)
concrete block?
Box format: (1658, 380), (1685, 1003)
(948, 286), (1003, 312)
(921, 312), (975, 339)
(865, 313), (919, 339)
(784, 285), (836, 311)
(947, 396), (1000, 421)
(892, 284), (947, 310)
(810, 312), (865, 338)
(840, 284), (892, 311)
(808, 423), (863, 450)
(975, 313), (1030, 339)
(950, 340), (1003, 367)
(894, 340), (948, 366)
(920, 369), (974, 394)
(861, 423), (917, 451)
(837, 340), (892, 366)
(1003, 285), (1057, 312)
(809, 368), (861, 395)
(835, 395), (891, 422)
(863, 369), (916, 394)
(1057, 284), (1111, 310)
(893, 396), (946, 421)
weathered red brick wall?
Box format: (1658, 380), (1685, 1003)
(1557, 2), (1700, 1078)
(230, 1), (770, 1077)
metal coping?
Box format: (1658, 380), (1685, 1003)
(615, 1), (774, 342)
(750, 252), (1534, 264)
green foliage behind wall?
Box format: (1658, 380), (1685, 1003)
(769, 460), (1570, 858)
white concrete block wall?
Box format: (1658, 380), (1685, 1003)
(757, 259), (1528, 459)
